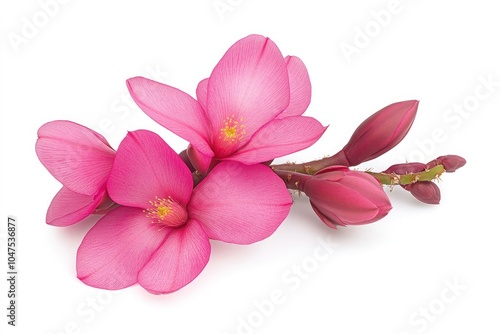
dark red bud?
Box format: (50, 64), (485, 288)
(403, 181), (441, 204)
(383, 162), (426, 174)
(426, 155), (466, 172)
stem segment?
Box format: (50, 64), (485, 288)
(271, 151), (349, 175)
(273, 169), (312, 191)
(366, 165), (445, 186)
(273, 162), (446, 190)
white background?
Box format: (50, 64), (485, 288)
(1, 1), (499, 333)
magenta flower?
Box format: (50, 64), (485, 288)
(301, 166), (392, 228)
(330, 100), (419, 166)
(76, 130), (292, 294)
(126, 34), (326, 174)
(35, 121), (116, 226)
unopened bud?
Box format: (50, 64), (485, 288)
(426, 155), (466, 173)
(179, 149), (195, 172)
(340, 100), (418, 166)
(303, 166), (392, 228)
(403, 181), (441, 205)
(384, 162), (426, 174)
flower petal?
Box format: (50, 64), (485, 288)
(76, 206), (170, 290)
(310, 202), (340, 229)
(277, 56), (311, 118)
(36, 120), (115, 195)
(138, 219), (210, 294)
(127, 76), (213, 155)
(196, 78), (209, 111)
(206, 35), (290, 155)
(46, 187), (104, 227)
(312, 183), (382, 225)
(187, 144), (214, 175)
(107, 130), (193, 209)
(308, 171), (391, 226)
(189, 161), (292, 244)
(229, 116), (327, 165)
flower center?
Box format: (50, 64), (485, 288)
(220, 115), (246, 144)
(145, 196), (187, 227)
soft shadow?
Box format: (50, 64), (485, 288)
(51, 214), (101, 247)
(285, 194), (365, 243)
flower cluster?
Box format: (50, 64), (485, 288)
(36, 34), (465, 294)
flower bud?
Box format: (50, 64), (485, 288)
(383, 162), (441, 204)
(178, 149), (196, 173)
(302, 166), (392, 228)
(425, 155), (466, 172)
(340, 100), (418, 166)
(403, 182), (441, 205)
(383, 162), (426, 174)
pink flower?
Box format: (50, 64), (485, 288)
(301, 166), (392, 228)
(126, 34), (326, 174)
(330, 100), (419, 166)
(76, 130), (292, 294)
(35, 121), (116, 226)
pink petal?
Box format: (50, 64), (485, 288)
(196, 78), (209, 111)
(189, 162), (292, 244)
(187, 144), (214, 175)
(93, 192), (117, 214)
(138, 219), (210, 294)
(206, 35), (290, 156)
(46, 187), (105, 227)
(309, 171), (391, 225)
(77, 206), (170, 290)
(277, 56), (311, 119)
(126, 76), (213, 156)
(36, 120), (115, 195)
(107, 130), (193, 209)
(310, 203), (340, 229)
(229, 116), (327, 165)
(404, 182), (441, 205)
(313, 184), (382, 224)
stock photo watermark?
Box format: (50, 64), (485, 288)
(222, 235), (337, 334)
(6, 217), (17, 327)
(339, 0), (416, 63)
(212, 0), (245, 20)
(47, 290), (119, 334)
(95, 64), (170, 136)
(397, 278), (466, 334)
(403, 73), (499, 162)
(6, 0), (72, 54)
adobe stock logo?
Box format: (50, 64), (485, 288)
(47, 290), (119, 334)
(397, 278), (466, 334)
(404, 74), (499, 162)
(212, 0), (244, 20)
(6, 0), (71, 54)
(222, 236), (337, 334)
(339, 0), (415, 63)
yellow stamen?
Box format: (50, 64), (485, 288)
(144, 196), (187, 227)
(220, 115), (246, 143)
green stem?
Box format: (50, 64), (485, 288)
(366, 165), (445, 186)
(274, 164), (445, 191)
